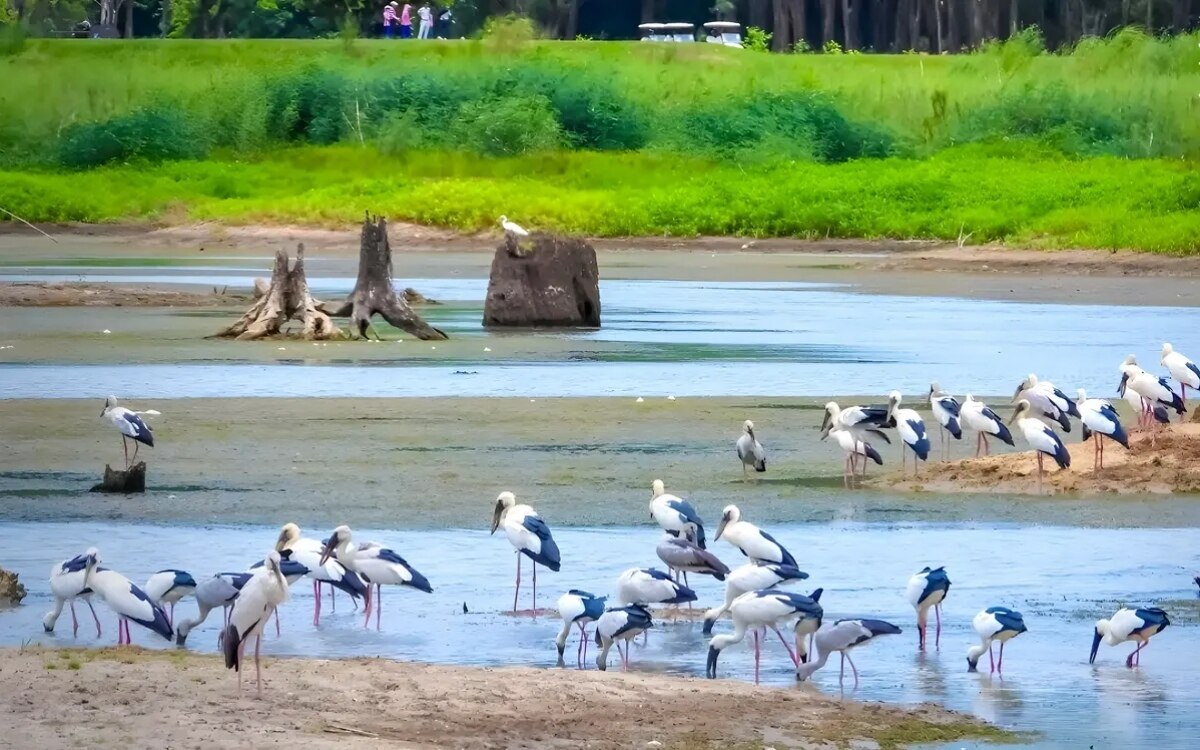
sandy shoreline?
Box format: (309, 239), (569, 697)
(0, 646), (1005, 749)
(3, 222), (1199, 278)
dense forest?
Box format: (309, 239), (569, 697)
(3, 0), (1196, 49)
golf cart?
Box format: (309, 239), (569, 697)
(638, 22), (668, 41)
(662, 22), (695, 42)
(703, 21), (743, 47)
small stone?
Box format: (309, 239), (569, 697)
(645, 743), (662, 749)
(636, 397), (644, 403)
(484, 347), (492, 352)
(277, 347), (286, 351)
(667, 395), (676, 401)
(102, 329), (111, 334)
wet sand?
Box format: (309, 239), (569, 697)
(1, 647), (1003, 749)
(881, 422), (1200, 496)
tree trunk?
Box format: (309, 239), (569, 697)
(842, 0), (856, 47)
(946, 0), (960, 51)
(91, 462), (146, 494)
(1171, 0), (1187, 29)
(1009, 0), (1018, 35)
(330, 215), (448, 341)
(565, 0), (579, 38)
(822, 0), (837, 43)
(216, 244), (342, 340)
(931, 0), (943, 52)
(910, 0), (922, 48)
(773, 0), (793, 48)
(124, 0), (133, 37)
(749, 0), (770, 27)
(1143, 0), (1151, 32)
(641, 0), (656, 22)
(895, 0), (911, 48)
(161, 0), (172, 36)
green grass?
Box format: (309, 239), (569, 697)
(1, 34), (1199, 252)
(2, 144), (1198, 252)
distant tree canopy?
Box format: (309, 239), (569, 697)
(5, 0), (1197, 50)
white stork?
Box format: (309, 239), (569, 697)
(555, 590), (606, 668)
(320, 525), (433, 630)
(1161, 342), (1200, 408)
(1090, 606), (1170, 668)
(594, 604), (653, 671)
(887, 391), (931, 475)
(795, 618), (902, 687)
(222, 551), (290, 696)
(703, 562), (810, 634)
(43, 549), (103, 638)
(735, 420), (767, 480)
(928, 382), (963, 458)
(143, 569), (197, 627)
(649, 479), (706, 547)
(1012, 374), (1075, 432)
(705, 589), (823, 683)
(966, 607), (1027, 674)
(491, 491), (561, 614)
(828, 425), (882, 487)
(1119, 355), (1186, 431)
(1076, 389), (1129, 471)
(714, 505), (797, 567)
(655, 535), (729, 595)
(960, 394), (1015, 457)
(1009, 400), (1071, 493)
(614, 567), (697, 607)
(100, 396), (154, 468)
(274, 523), (366, 626)
(175, 572), (251, 646)
(82, 552), (173, 645)
(820, 401), (893, 444)
(906, 565), (950, 651)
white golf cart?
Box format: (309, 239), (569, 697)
(703, 21), (743, 48)
(662, 22), (695, 42)
(638, 22), (668, 41)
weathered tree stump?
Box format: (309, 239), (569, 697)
(90, 461), (147, 494)
(326, 214), (447, 340)
(215, 244), (341, 340)
(0, 567), (27, 606)
(483, 233), (601, 328)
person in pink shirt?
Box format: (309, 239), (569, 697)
(399, 3), (413, 37)
(381, 1), (398, 38)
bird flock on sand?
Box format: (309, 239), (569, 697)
(47, 344), (1191, 696)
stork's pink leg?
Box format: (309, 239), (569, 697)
(312, 579), (320, 627)
(846, 652), (859, 687)
(988, 643), (995, 673)
(122, 437), (129, 468)
(769, 625), (798, 667)
(329, 583), (335, 613)
(362, 585), (373, 628)
(69, 601), (78, 636)
(255, 634), (263, 697)
(274, 608), (280, 637)
(998, 641), (1005, 673)
(376, 585), (382, 631)
(513, 554), (521, 615)
(753, 629), (761, 685)
(839, 651), (845, 683)
(935, 604), (942, 649)
(532, 563), (538, 614)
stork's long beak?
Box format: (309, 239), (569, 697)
(706, 645), (719, 679)
(1012, 382), (1024, 402)
(714, 516), (729, 542)
(1007, 407), (1021, 426)
(319, 533), (339, 566)
(818, 412), (831, 433)
(1117, 372), (1128, 396)
(489, 501), (503, 535)
(273, 528), (289, 553)
(1089, 628), (1102, 664)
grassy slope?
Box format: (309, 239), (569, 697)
(2, 38), (1199, 251)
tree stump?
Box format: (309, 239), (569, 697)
(483, 233), (601, 328)
(0, 567), (27, 606)
(90, 462), (147, 494)
(215, 244), (342, 341)
(326, 214), (448, 341)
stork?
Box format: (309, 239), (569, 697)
(706, 589), (824, 683)
(1161, 343), (1200, 409)
(828, 425), (882, 487)
(960, 394), (1014, 457)
(320, 525), (433, 631)
(649, 479), (705, 547)
(143, 569), (197, 627)
(714, 505), (797, 567)
(100, 396), (154, 468)
(735, 420), (767, 480)
(43, 549), (103, 638)
(1010, 400), (1071, 493)
(1090, 606), (1170, 668)
(1076, 389), (1129, 471)
(175, 572), (252, 646)
(887, 391), (931, 475)
(555, 590), (606, 668)
(222, 551), (290, 696)
(703, 563), (809, 634)
(795, 618), (902, 687)
(82, 551), (173, 645)
(906, 565), (950, 650)
(967, 607), (1027, 674)
(490, 491), (561, 614)
(274, 523), (365, 626)
(594, 604), (653, 672)
(928, 382), (963, 458)
(655, 535), (729, 594)
(1012, 375), (1074, 432)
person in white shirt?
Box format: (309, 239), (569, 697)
(417, 3), (433, 38)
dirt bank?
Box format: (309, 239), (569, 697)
(4, 222), (1199, 277)
(0, 282), (249, 307)
(880, 423), (1200, 496)
(1, 647), (1003, 750)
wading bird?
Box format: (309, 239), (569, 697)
(143, 569), (197, 627)
(100, 396), (154, 468)
(1076, 389), (1129, 471)
(1123, 384), (1170, 429)
(175, 572), (251, 646)
(594, 604), (653, 672)
(887, 391), (931, 475)
(967, 607), (1027, 674)
(649, 479), (705, 547)
(655, 535), (729, 591)
(828, 425), (883, 486)
(274, 523), (365, 626)
(1009, 400), (1071, 493)
(928, 383), (963, 458)
(499, 215), (529, 237)
(83, 551), (173, 645)
(320, 525), (433, 631)
(820, 401), (893, 445)
(960, 394), (1014, 457)
(490, 491), (561, 614)
(907, 565), (950, 650)
(1161, 343), (1200, 408)
(222, 551), (290, 697)
(714, 505), (797, 567)
(555, 589), (606, 668)
(703, 563), (809, 634)
(735, 420), (767, 480)
(43, 548), (103, 638)
(615, 567), (697, 609)
(706, 589), (824, 683)
(1119, 355), (1186, 431)
(1012, 375), (1074, 432)
(1090, 606), (1170, 668)
(795, 618), (902, 687)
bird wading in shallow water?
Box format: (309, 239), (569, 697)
(83, 551), (173, 646)
(222, 551), (290, 697)
(555, 589), (606, 668)
(714, 505), (797, 568)
(907, 565), (950, 651)
(319, 525), (432, 631)
(703, 563), (809, 635)
(1090, 606), (1170, 668)
(795, 618), (902, 687)
(967, 607), (1027, 674)
(143, 569), (197, 628)
(491, 491), (561, 615)
(735, 420), (767, 480)
(655, 535), (729, 597)
(649, 479), (706, 547)
(706, 589), (823, 683)
(44, 548), (104, 638)
(594, 604), (652, 672)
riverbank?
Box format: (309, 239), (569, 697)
(879, 422), (1200, 495)
(0, 647), (1005, 749)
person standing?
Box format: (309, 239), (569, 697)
(399, 2), (413, 37)
(437, 7), (452, 37)
(382, 1), (398, 37)
(417, 2), (433, 39)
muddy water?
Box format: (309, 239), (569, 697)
(0, 521), (1195, 749)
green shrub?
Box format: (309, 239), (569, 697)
(452, 94), (562, 156)
(377, 110), (438, 155)
(744, 26), (772, 52)
(0, 22), (26, 56)
(57, 106), (208, 168)
(263, 68), (351, 144)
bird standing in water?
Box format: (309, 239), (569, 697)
(491, 491), (561, 614)
(907, 565), (950, 650)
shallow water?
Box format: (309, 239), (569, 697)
(1, 520), (1196, 748)
(2, 272), (1196, 399)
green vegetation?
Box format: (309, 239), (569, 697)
(1, 32), (1198, 252)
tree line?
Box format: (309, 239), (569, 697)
(4, 0), (1195, 48)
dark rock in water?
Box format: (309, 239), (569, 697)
(484, 233), (601, 328)
(0, 567), (26, 606)
(90, 462), (147, 494)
